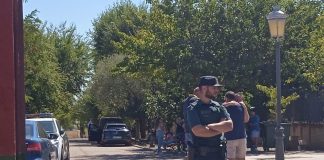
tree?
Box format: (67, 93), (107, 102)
(49, 23), (93, 96)
(92, 0), (148, 63)
(91, 0), (323, 121)
(24, 11), (93, 128)
(24, 12), (65, 113)
(282, 0), (324, 95)
(256, 84), (300, 120)
(72, 91), (99, 132)
(90, 54), (148, 138)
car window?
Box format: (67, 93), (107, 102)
(56, 120), (62, 131)
(25, 124), (34, 139)
(99, 117), (123, 128)
(37, 123), (48, 138)
(105, 125), (126, 129)
(38, 121), (57, 134)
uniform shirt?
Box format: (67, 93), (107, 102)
(183, 95), (199, 133)
(187, 100), (231, 147)
(224, 104), (246, 140)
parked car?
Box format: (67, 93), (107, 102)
(26, 113), (70, 160)
(100, 123), (132, 146)
(88, 117), (131, 145)
(25, 119), (58, 160)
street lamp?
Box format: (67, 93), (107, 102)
(267, 6), (287, 160)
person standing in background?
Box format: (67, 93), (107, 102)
(87, 119), (94, 141)
(249, 107), (260, 154)
(175, 117), (185, 152)
(155, 118), (165, 154)
(183, 87), (200, 160)
(223, 91), (249, 160)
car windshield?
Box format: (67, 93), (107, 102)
(105, 125), (126, 129)
(100, 117), (123, 127)
(38, 121), (57, 133)
(25, 124), (34, 139)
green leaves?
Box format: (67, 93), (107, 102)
(90, 0), (323, 121)
(24, 13), (92, 128)
(256, 84), (300, 119)
(90, 54), (147, 119)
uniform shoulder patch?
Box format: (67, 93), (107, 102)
(189, 96), (198, 102)
(188, 99), (200, 110)
(210, 100), (221, 107)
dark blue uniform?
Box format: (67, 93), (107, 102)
(187, 100), (231, 160)
(183, 95), (199, 134)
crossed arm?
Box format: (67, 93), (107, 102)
(191, 118), (233, 137)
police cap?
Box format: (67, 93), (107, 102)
(198, 76), (223, 87)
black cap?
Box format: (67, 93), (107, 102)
(198, 76), (223, 87)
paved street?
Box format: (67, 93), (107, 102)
(69, 138), (185, 160)
(70, 138), (324, 160)
(246, 150), (324, 160)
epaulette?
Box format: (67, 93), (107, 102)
(188, 99), (200, 110)
(189, 96), (199, 102)
(210, 100), (221, 107)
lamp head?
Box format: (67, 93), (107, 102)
(266, 6), (288, 38)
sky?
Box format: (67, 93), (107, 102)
(23, 0), (145, 36)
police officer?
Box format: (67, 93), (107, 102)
(183, 87), (200, 160)
(187, 76), (233, 160)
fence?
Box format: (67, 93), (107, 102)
(289, 122), (324, 150)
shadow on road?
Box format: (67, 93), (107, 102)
(71, 151), (186, 160)
(70, 138), (186, 159)
(71, 154), (153, 160)
(69, 139), (92, 144)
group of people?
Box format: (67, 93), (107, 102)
(154, 117), (187, 154)
(156, 75), (260, 160)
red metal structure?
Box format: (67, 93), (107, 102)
(0, 0), (25, 159)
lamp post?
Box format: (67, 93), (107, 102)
(267, 6), (287, 160)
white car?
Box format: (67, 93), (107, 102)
(26, 113), (70, 160)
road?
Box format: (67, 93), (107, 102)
(70, 138), (324, 160)
(69, 138), (185, 160)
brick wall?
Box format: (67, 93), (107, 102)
(66, 130), (80, 139)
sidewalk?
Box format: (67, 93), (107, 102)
(246, 150), (324, 160)
(134, 143), (324, 160)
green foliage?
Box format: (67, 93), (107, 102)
(23, 0), (323, 129)
(90, 0), (323, 121)
(24, 11), (65, 113)
(90, 55), (147, 120)
(92, 0), (148, 63)
(24, 11), (93, 128)
(256, 84), (300, 119)
(49, 23), (93, 95)
(72, 92), (99, 129)
(282, 0), (324, 93)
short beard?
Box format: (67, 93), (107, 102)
(205, 91), (215, 99)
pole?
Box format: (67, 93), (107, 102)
(0, 0), (25, 159)
(275, 38), (285, 160)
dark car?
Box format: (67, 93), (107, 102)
(25, 119), (58, 160)
(98, 117), (124, 129)
(100, 123), (132, 146)
(89, 117), (125, 143)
